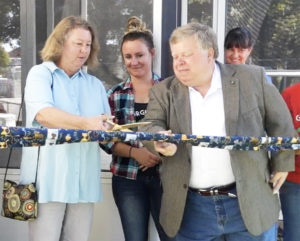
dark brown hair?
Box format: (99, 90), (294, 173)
(121, 16), (154, 51)
(224, 27), (253, 49)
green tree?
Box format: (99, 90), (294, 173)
(254, 0), (300, 70)
(0, 45), (10, 75)
(188, 0), (213, 26)
(226, 0), (300, 70)
(0, 0), (20, 46)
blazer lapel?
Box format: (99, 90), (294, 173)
(172, 79), (192, 160)
(172, 79), (192, 135)
(219, 63), (239, 136)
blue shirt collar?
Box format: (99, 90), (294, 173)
(42, 61), (84, 77)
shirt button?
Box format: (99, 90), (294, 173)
(183, 184), (188, 189)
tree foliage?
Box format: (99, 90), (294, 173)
(0, 45), (10, 75)
(188, 0), (213, 26)
(226, 0), (300, 70)
(253, 0), (300, 69)
(0, 0), (20, 46)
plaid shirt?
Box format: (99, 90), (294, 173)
(105, 74), (160, 180)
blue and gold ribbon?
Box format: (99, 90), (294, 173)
(0, 126), (299, 151)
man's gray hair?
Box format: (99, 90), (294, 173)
(169, 22), (219, 59)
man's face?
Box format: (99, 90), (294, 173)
(170, 36), (214, 88)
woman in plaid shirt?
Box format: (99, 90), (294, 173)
(106, 16), (172, 241)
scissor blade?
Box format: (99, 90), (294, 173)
(106, 119), (151, 131)
(105, 119), (123, 131)
(118, 122), (151, 129)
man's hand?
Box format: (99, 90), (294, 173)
(154, 130), (177, 156)
(270, 172), (288, 194)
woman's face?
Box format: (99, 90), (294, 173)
(122, 39), (154, 79)
(59, 28), (92, 74)
(225, 46), (252, 64)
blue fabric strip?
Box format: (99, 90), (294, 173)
(0, 125), (299, 151)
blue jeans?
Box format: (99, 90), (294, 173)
(280, 181), (300, 241)
(176, 188), (277, 241)
(112, 175), (173, 241)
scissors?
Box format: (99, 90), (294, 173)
(105, 119), (151, 132)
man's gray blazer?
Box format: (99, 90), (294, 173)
(141, 63), (295, 237)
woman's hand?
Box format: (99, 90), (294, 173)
(131, 147), (161, 169)
(84, 114), (113, 131)
(112, 143), (161, 172)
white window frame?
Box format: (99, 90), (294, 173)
(266, 70), (300, 77)
(213, 0), (225, 63)
(153, 0), (162, 76)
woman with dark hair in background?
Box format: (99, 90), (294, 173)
(224, 27), (253, 65)
(224, 27), (272, 83)
(20, 16), (111, 241)
(104, 16), (172, 241)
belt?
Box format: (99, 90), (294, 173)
(189, 183), (237, 198)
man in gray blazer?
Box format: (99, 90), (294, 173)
(140, 23), (295, 241)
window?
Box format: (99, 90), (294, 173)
(87, 0), (153, 90)
(0, 0), (21, 168)
(0, 0), (21, 126)
(186, 0), (213, 26)
(226, 0), (300, 91)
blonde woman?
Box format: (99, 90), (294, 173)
(20, 16), (110, 241)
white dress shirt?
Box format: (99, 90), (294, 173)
(189, 63), (235, 188)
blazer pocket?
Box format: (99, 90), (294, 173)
(240, 107), (264, 134)
(240, 106), (260, 117)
